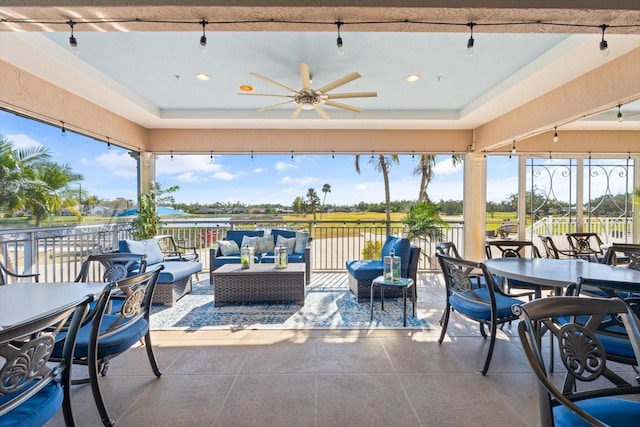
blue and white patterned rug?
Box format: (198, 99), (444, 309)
(150, 279), (432, 330)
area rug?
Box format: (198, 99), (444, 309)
(150, 279), (432, 330)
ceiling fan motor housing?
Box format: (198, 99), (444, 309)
(296, 94), (320, 110)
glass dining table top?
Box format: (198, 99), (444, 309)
(0, 282), (107, 330)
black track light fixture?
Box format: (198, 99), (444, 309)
(199, 19), (208, 51)
(67, 20), (78, 53)
(617, 104), (623, 122)
(465, 22), (475, 57)
(335, 21), (344, 55)
(61, 121), (66, 137)
(553, 127), (559, 142)
(599, 24), (610, 57)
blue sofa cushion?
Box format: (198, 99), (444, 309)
(157, 261), (202, 283)
(346, 259), (384, 281)
(261, 253), (305, 264)
(380, 235), (411, 277)
(119, 238), (164, 265)
(225, 230), (264, 249)
(553, 396), (640, 427)
(271, 229), (296, 242)
(0, 381), (63, 427)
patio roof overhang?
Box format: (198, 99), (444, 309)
(0, 0), (639, 157)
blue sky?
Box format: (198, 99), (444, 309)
(1, 110), (523, 206)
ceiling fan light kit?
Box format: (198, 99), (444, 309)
(240, 62), (377, 120)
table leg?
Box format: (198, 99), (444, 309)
(381, 286), (385, 311)
(370, 282), (374, 321)
(412, 281), (416, 317)
(402, 287), (407, 327)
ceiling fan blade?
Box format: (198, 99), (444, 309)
(250, 72), (297, 93)
(314, 105), (331, 120)
(290, 106), (302, 120)
(324, 100), (363, 113)
(258, 100), (295, 112)
(326, 91), (377, 99)
(238, 93), (294, 98)
(317, 72), (361, 94)
(299, 62), (311, 91)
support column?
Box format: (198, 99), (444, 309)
(132, 151), (156, 202)
(463, 153), (487, 262)
(518, 156), (526, 240)
(633, 156), (640, 243)
(576, 157), (584, 232)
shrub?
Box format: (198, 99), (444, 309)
(361, 240), (382, 260)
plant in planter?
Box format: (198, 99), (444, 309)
(130, 182), (180, 239)
(403, 201), (449, 265)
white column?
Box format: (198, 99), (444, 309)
(463, 153), (487, 262)
(633, 156), (640, 243)
(518, 156), (526, 240)
(576, 157), (584, 232)
(133, 151), (156, 201)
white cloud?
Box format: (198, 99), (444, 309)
(157, 154), (223, 175)
(275, 161), (297, 171)
(5, 133), (44, 149)
(213, 171), (235, 181)
(433, 157), (463, 176)
(95, 151), (137, 178)
(175, 171), (207, 183)
(281, 176), (317, 185)
(253, 167), (266, 173)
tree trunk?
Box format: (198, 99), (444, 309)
(380, 155), (391, 235)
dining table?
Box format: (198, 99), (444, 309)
(0, 282), (108, 330)
(484, 257), (640, 299)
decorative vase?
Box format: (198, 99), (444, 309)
(383, 249), (401, 281)
(241, 245), (254, 269)
(274, 245), (288, 269)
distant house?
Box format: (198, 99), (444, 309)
(196, 208), (225, 214)
(88, 206), (111, 216)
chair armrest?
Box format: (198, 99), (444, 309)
(6, 269), (40, 282)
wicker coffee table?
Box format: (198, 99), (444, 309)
(211, 263), (305, 306)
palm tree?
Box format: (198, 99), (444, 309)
(413, 154), (463, 202)
(0, 136), (51, 216)
(305, 188), (320, 220)
(355, 154), (399, 235)
(26, 161), (83, 226)
(320, 183), (331, 219)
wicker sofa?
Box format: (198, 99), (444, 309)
(346, 235), (421, 303)
(117, 238), (202, 305)
(209, 229), (312, 284)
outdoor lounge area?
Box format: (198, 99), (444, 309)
(38, 270), (640, 426)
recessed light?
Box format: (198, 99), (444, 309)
(195, 73), (210, 81)
(405, 74), (421, 82)
(239, 84), (254, 92)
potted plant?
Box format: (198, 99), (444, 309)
(130, 185), (159, 239)
(402, 201), (449, 268)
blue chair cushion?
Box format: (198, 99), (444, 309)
(119, 238), (164, 265)
(380, 235), (411, 277)
(225, 230), (264, 249)
(553, 396), (640, 427)
(156, 261), (202, 283)
(0, 381), (62, 427)
(346, 259), (384, 281)
(214, 255), (259, 267)
(449, 288), (520, 321)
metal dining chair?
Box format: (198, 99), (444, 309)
(0, 259), (39, 285)
(437, 253), (523, 375)
(537, 235), (576, 259)
(484, 240), (545, 300)
(517, 296), (640, 426)
(53, 266), (163, 426)
(566, 232), (605, 262)
(0, 294), (90, 427)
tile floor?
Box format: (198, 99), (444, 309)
(45, 272), (636, 427)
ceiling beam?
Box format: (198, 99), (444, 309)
(474, 47), (640, 153)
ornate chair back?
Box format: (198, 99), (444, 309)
(75, 253), (147, 283)
(517, 296), (640, 426)
(566, 232), (604, 262)
(0, 259), (40, 286)
(0, 295), (90, 426)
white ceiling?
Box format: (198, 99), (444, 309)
(2, 29), (639, 131)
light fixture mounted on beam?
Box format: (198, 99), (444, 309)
(553, 127), (559, 142)
(67, 20), (78, 54)
(465, 22), (475, 57)
(617, 104), (623, 122)
(199, 19), (208, 52)
(335, 21), (344, 55)
(599, 24), (610, 57)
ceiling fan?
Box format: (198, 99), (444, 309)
(239, 62), (377, 120)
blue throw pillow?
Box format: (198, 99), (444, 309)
(294, 231), (309, 254)
(119, 239), (164, 265)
